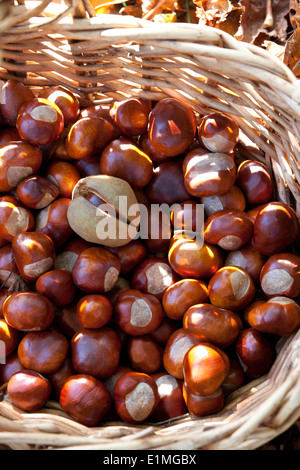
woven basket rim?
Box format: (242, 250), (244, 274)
(0, 1), (300, 450)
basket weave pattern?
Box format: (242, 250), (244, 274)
(0, 0), (300, 450)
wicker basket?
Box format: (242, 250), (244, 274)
(0, 0), (300, 451)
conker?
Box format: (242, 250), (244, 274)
(16, 175), (60, 210)
(0, 319), (20, 358)
(12, 231), (55, 284)
(162, 278), (209, 320)
(107, 240), (147, 275)
(35, 197), (73, 248)
(198, 112), (239, 153)
(53, 237), (92, 272)
(100, 136), (153, 189)
(236, 328), (275, 378)
(18, 327), (69, 374)
(183, 303), (242, 348)
(252, 202), (300, 256)
(36, 269), (77, 307)
(47, 355), (75, 400)
(0, 196), (34, 241)
(145, 160), (191, 205)
(65, 116), (114, 160)
(183, 149), (236, 197)
(204, 209), (253, 251)
(114, 371), (159, 424)
(72, 246), (121, 293)
(7, 370), (52, 411)
(71, 326), (121, 379)
(148, 98), (197, 157)
(0, 141), (42, 193)
(245, 296), (300, 336)
(0, 352), (25, 385)
(46, 160), (80, 199)
(60, 374), (111, 426)
(200, 185), (246, 217)
(221, 358), (245, 396)
(110, 98), (151, 136)
(260, 252), (300, 298)
(38, 86), (80, 125)
(236, 160), (273, 205)
(76, 294), (113, 329)
(131, 257), (178, 300)
(0, 244), (20, 289)
(168, 237), (223, 280)
(152, 372), (187, 421)
(0, 79), (35, 126)
(17, 97), (64, 145)
(163, 328), (200, 379)
(67, 175), (140, 247)
(183, 383), (224, 417)
(225, 243), (267, 284)
(183, 342), (230, 396)
(208, 266), (256, 312)
(114, 288), (164, 336)
(127, 335), (163, 374)
(3, 291), (55, 331)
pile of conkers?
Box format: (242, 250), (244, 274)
(0, 78), (299, 427)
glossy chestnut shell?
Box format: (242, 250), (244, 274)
(183, 342), (230, 396)
(198, 112), (239, 153)
(183, 303), (242, 348)
(17, 327), (69, 374)
(162, 278), (209, 320)
(7, 370), (52, 411)
(252, 202), (300, 256)
(148, 98), (197, 157)
(236, 160), (273, 205)
(60, 374), (111, 426)
(235, 328), (275, 378)
(260, 252), (300, 298)
(71, 326), (122, 379)
(114, 371), (159, 424)
(208, 266), (256, 312)
(3, 291), (55, 331)
(16, 97), (64, 145)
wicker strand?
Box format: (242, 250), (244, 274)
(0, 0), (53, 33)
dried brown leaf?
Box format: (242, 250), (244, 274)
(235, 0), (290, 44)
(193, 0), (231, 9)
(284, 24), (300, 76)
(141, 0), (157, 15)
(289, 0), (300, 28)
(141, 0), (177, 18)
(153, 12), (177, 22)
(194, 0), (242, 35)
(216, 6), (244, 34)
(120, 0), (143, 17)
(283, 0), (300, 76)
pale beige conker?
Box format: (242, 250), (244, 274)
(67, 175), (140, 247)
